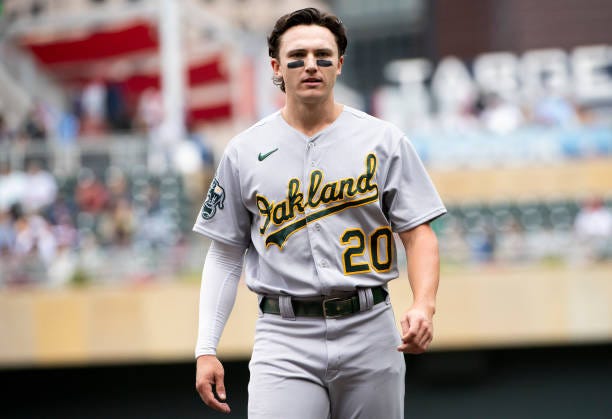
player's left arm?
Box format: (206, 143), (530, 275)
(396, 222), (440, 354)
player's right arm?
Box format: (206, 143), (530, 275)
(194, 240), (246, 414)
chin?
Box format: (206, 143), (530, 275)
(296, 90), (328, 102)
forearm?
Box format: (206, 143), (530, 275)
(400, 224), (440, 316)
(195, 240), (246, 358)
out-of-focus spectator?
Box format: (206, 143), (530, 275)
(468, 223), (497, 263)
(0, 209), (14, 255)
(574, 197), (612, 261)
(105, 166), (131, 204)
(52, 210), (78, 250)
(532, 94), (579, 128)
(21, 99), (54, 141)
(74, 168), (109, 215)
(0, 161), (27, 212)
(97, 167), (136, 246)
(480, 93), (525, 134)
(14, 214), (57, 264)
(181, 120), (216, 212)
(48, 212), (78, 287)
(13, 211), (57, 280)
(45, 191), (76, 227)
(0, 209), (15, 286)
(76, 229), (104, 281)
(186, 119), (215, 169)
(136, 87), (164, 133)
(79, 78), (107, 136)
(56, 110), (80, 145)
(135, 180), (176, 249)
(105, 80), (131, 132)
(22, 160), (58, 214)
(0, 113), (15, 143)
(47, 241), (77, 287)
(21, 110), (46, 141)
(98, 196), (136, 247)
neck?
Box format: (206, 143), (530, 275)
(282, 96), (343, 137)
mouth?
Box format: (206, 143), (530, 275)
(301, 77), (322, 86)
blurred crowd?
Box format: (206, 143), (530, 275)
(0, 158), (196, 288)
(0, 79), (160, 143)
(440, 91), (598, 136)
(0, 80), (215, 178)
(435, 197), (612, 267)
(2, 154), (611, 288)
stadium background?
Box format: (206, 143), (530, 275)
(1, 0), (611, 417)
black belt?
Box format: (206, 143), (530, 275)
(260, 286), (387, 319)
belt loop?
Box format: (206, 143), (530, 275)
(279, 295), (296, 320)
(257, 295), (265, 315)
(357, 288), (374, 312)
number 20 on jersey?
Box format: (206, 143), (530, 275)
(341, 226), (393, 275)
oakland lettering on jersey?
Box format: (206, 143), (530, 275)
(257, 153), (379, 248)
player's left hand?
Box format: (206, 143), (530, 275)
(397, 306), (434, 354)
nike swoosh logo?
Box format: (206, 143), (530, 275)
(258, 148), (279, 161)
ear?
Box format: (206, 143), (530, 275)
(337, 55), (344, 76)
(271, 58), (281, 77)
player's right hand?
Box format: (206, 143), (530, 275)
(195, 355), (231, 414)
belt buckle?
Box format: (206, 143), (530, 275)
(323, 297), (345, 318)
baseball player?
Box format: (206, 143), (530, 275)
(194, 7), (446, 418)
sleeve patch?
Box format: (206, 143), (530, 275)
(201, 178), (226, 220)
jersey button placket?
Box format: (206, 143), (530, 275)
(308, 142), (316, 167)
(305, 140), (328, 293)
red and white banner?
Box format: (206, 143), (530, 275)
(20, 19), (233, 122)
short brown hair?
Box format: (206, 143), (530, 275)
(268, 8), (348, 92)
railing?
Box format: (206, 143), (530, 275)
(0, 135), (149, 177)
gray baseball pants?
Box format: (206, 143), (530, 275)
(248, 291), (405, 419)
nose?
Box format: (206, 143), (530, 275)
(304, 54), (317, 72)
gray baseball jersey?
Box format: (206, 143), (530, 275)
(193, 105), (446, 297)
